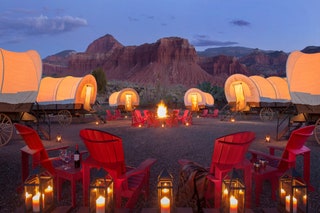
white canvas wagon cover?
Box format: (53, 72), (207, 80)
(0, 48), (42, 107)
(109, 88), (139, 111)
(184, 88), (214, 109)
(224, 74), (291, 111)
(286, 51), (320, 106)
(36, 74), (97, 111)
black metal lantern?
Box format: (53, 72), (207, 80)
(89, 170), (113, 213)
(24, 171), (54, 212)
(221, 168), (246, 213)
(157, 168), (173, 212)
(279, 169), (308, 213)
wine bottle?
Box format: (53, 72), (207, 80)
(74, 144), (80, 168)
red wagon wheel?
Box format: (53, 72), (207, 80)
(315, 118), (320, 145)
(0, 113), (13, 146)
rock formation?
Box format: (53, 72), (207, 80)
(42, 34), (289, 87)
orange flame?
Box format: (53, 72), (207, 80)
(157, 100), (167, 118)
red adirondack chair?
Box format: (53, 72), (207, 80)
(15, 123), (87, 207)
(249, 125), (315, 204)
(178, 109), (192, 125)
(165, 110), (180, 127)
(199, 109), (209, 118)
(178, 131), (255, 208)
(106, 109), (116, 121)
(79, 128), (157, 209)
(146, 111), (161, 127)
(131, 109), (146, 127)
(114, 109), (124, 119)
(210, 109), (219, 118)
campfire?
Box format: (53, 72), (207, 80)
(157, 100), (167, 118)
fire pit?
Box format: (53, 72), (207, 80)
(157, 100), (168, 127)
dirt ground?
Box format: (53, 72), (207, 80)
(1, 113), (320, 212)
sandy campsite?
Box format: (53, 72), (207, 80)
(0, 113), (320, 212)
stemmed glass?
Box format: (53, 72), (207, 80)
(59, 150), (72, 170)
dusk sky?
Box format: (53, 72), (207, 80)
(1, 0), (319, 58)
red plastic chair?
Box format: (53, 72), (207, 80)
(249, 125), (315, 204)
(131, 109), (146, 127)
(146, 111), (161, 127)
(15, 123), (86, 207)
(79, 128), (157, 209)
(114, 109), (124, 119)
(179, 131), (255, 208)
(210, 109), (219, 118)
(165, 110), (179, 127)
(106, 109), (116, 121)
(178, 109), (192, 125)
(199, 109), (209, 118)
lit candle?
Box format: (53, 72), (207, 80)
(25, 192), (32, 211)
(107, 186), (112, 195)
(292, 196), (297, 213)
(280, 188), (286, 201)
(42, 194), (45, 209)
(96, 195), (105, 213)
(160, 196), (170, 213)
(32, 192), (40, 212)
(44, 185), (53, 204)
(162, 188), (169, 195)
(222, 189), (228, 205)
(285, 195), (290, 212)
(229, 196), (238, 213)
(303, 194), (307, 205)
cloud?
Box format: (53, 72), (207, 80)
(191, 35), (238, 47)
(0, 15), (88, 37)
(230, 19), (251, 27)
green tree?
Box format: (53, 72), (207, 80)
(197, 81), (227, 108)
(92, 68), (107, 94)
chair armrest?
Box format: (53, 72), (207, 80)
(267, 145), (285, 156)
(248, 149), (282, 162)
(46, 145), (69, 152)
(118, 158), (157, 181)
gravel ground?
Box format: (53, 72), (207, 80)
(1, 114), (320, 212)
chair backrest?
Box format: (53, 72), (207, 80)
(285, 125), (315, 151)
(79, 128), (126, 176)
(14, 123), (55, 175)
(201, 109), (208, 116)
(213, 109), (219, 117)
(278, 125), (315, 170)
(183, 109), (189, 117)
(210, 131), (255, 173)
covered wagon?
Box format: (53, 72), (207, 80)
(0, 48), (42, 146)
(34, 74), (97, 125)
(184, 88), (214, 112)
(223, 74), (291, 121)
(285, 50), (320, 143)
(108, 88), (139, 111)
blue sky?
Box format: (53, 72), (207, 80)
(1, 0), (319, 58)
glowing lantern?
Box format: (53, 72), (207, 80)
(279, 169), (307, 213)
(89, 171), (114, 213)
(221, 169), (246, 213)
(24, 171), (54, 212)
(157, 168), (173, 212)
(265, 134), (271, 142)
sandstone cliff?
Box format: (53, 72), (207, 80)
(42, 34), (287, 87)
